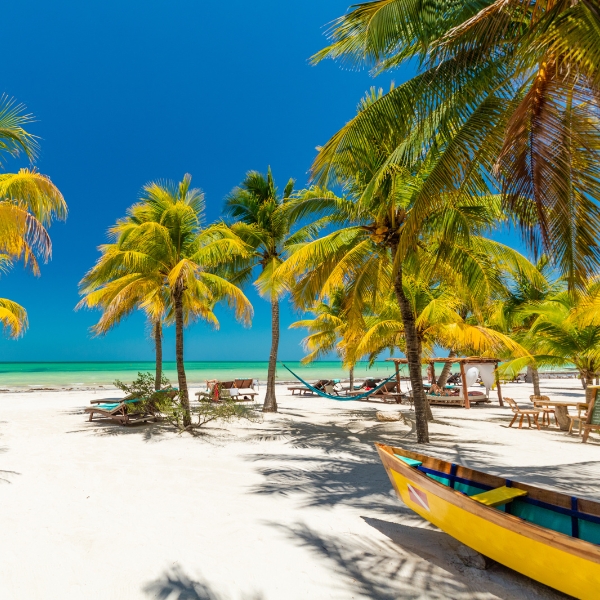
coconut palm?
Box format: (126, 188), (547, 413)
(356, 273), (527, 366)
(277, 82), (542, 442)
(488, 255), (562, 394)
(0, 98), (66, 337)
(279, 186), (540, 441)
(502, 285), (600, 400)
(312, 0), (600, 288)
(78, 259), (169, 389)
(80, 175), (253, 427)
(224, 168), (317, 413)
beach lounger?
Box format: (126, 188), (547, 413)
(84, 398), (156, 425)
(233, 379), (258, 401)
(347, 381), (404, 404)
(287, 379), (332, 396)
(195, 380), (257, 402)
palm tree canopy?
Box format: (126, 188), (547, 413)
(79, 174), (253, 333)
(0, 297), (27, 338)
(223, 167), (316, 298)
(311, 0), (600, 288)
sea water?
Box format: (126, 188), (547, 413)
(0, 361), (401, 388)
(0, 361), (576, 389)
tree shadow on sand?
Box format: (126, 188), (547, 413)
(143, 566), (263, 600)
(246, 416), (503, 513)
(270, 520), (568, 600)
(248, 412), (590, 598)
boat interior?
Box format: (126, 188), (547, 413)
(381, 444), (600, 545)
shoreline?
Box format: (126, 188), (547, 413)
(0, 372), (584, 394)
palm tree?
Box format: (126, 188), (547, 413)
(312, 1), (600, 288)
(502, 284), (600, 400)
(78, 260), (169, 389)
(355, 272), (527, 369)
(80, 175), (253, 427)
(489, 255), (562, 395)
(224, 168), (313, 413)
(0, 98), (66, 336)
(277, 83), (541, 442)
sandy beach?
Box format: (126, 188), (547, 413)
(0, 379), (597, 599)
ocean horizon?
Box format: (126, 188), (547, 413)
(0, 360), (401, 388)
(0, 360), (578, 389)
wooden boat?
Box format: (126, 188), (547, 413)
(376, 443), (600, 599)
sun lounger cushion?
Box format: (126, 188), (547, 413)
(471, 486), (527, 507)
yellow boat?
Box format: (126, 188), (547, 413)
(376, 443), (600, 599)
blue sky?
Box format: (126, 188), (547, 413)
(1, 1), (408, 361)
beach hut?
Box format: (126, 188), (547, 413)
(386, 357), (503, 409)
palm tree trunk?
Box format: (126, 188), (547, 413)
(174, 290), (191, 427)
(349, 366), (354, 392)
(263, 297), (279, 413)
(154, 319), (163, 391)
(392, 256), (429, 443)
(437, 350), (456, 388)
(527, 365), (541, 396)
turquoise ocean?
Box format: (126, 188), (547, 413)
(0, 361), (403, 388)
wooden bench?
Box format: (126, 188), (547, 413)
(471, 486), (528, 507)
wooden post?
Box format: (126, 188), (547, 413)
(431, 361), (437, 385)
(495, 361), (504, 407)
(460, 361), (470, 409)
(395, 362), (401, 393)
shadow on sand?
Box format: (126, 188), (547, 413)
(247, 412), (580, 599)
(143, 566), (263, 600)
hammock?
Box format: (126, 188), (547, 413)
(281, 363), (397, 401)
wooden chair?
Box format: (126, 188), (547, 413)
(505, 397), (541, 430)
(582, 390), (600, 443)
(84, 398), (155, 425)
(530, 395), (557, 427)
(567, 403), (589, 435)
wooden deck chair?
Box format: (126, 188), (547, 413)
(369, 381), (404, 404)
(287, 379), (331, 396)
(85, 398), (154, 425)
(505, 397), (541, 430)
(530, 395), (558, 427)
(233, 379), (258, 400)
(582, 392), (600, 443)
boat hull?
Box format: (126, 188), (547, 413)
(377, 444), (600, 599)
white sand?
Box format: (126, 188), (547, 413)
(0, 380), (597, 599)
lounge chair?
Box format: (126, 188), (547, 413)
(287, 379), (332, 396)
(529, 395), (557, 427)
(505, 397), (541, 429)
(84, 398), (156, 425)
(233, 379), (259, 401)
(347, 380), (404, 404)
(195, 380), (257, 402)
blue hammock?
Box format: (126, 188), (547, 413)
(281, 363), (397, 401)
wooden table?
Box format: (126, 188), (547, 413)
(532, 401), (580, 431)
